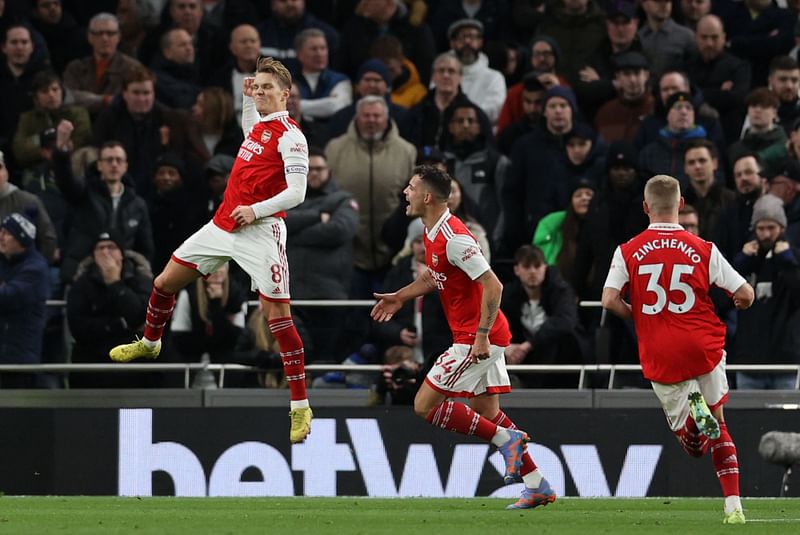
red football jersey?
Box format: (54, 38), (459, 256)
(424, 210), (511, 346)
(604, 223), (746, 383)
(214, 111), (307, 232)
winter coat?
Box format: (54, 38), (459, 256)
(0, 183), (58, 263)
(63, 52), (143, 113)
(638, 125), (708, 188)
(13, 105), (91, 169)
(326, 120), (416, 271)
(0, 247), (49, 363)
(150, 55), (202, 111)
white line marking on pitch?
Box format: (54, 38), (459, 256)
(746, 519), (800, 523)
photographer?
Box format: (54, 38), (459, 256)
(368, 345), (424, 406)
(732, 194), (800, 389)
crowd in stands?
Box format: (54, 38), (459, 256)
(1, 0), (799, 394)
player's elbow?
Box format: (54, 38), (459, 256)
(601, 288), (617, 310)
(736, 283), (755, 308)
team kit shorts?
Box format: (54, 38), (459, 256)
(651, 353), (730, 432)
(172, 218), (291, 302)
(425, 343), (512, 398)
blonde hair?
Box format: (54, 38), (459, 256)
(256, 56), (292, 89)
(644, 174), (680, 216)
(195, 265), (230, 325)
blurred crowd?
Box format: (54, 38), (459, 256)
(0, 0), (799, 394)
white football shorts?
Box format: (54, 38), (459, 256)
(425, 343), (512, 398)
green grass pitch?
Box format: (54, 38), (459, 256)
(1, 497), (799, 534)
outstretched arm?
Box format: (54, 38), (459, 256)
(371, 269), (437, 322)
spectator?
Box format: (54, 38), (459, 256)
(171, 262), (247, 364)
(0, 212), (49, 388)
(502, 85), (578, 256)
(62, 12), (143, 115)
(724, 0), (794, 86)
(638, 91), (709, 187)
(729, 88), (787, 172)
(367, 345), (424, 406)
(439, 101), (508, 247)
(285, 147), (359, 362)
(232, 304), (287, 389)
(677, 0), (710, 31)
(286, 82), (323, 149)
(765, 158), (800, 248)
(115, 0), (156, 58)
(733, 194), (800, 390)
(0, 24), (48, 169)
(257, 0), (340, 75)
(428, 0), (512, 52)
(337, 0), (436, 85)
(201, 153), (234, 222)
(53, 122), (154, 283)
(209, 24), (260, 124)
(536, 0), (607, 86)
(326, 95), (416, 295)
(447, 176), (491, 262)
(370, 34), (426, 109)
(682, 138), (737, 240)
(560, 123), (606, 196)
(323, 58), (411, 145)
(574, 1), (646, 121)
(293, 28), (351, 123)
(92, 65), (208, 196)
(637, 0), (695, 75)
(767, 56), (800, 135)
(147, 153), (206, 272)
(66, 229), (153, 388)
(13, 71), (91, 171)
(446, 19), (506, 123)
(150, 28), (201, 110)
(372, 218), (450, 364)
(190, 86), (243, 158)
(678, 202), (701, 235)
(497, 36), (567, 135)
(0, 150), (57, 263)
(497, 74), (546, 156)
(28, 0), (86, 73)
(594, 51), (654, 145)
(533, 179), (595, 287)
(685, 15), (751, 144)
(717, 153), (768, 260)
(500, 244), (581, 388)
(408, 52), (487, 150)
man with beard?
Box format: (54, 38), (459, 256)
(497, 74), (545, 156)
(766, 56), (800, 135)
(765, 158), (800, 248)
(446, 19), (505, 124)
(594, 51), (654, 144)
(732, 193), (800, 390)
(716, 153), (767, 260)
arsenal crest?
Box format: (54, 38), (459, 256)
(260, 129), (272, 143)
(431, 253), (438, 266)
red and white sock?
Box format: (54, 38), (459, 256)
(267, 316), (307, 406)
(491, 410), (542, 487)
(710, 421), (740, 504)
(426, 401), (497, 441)
(143, 286), (175, 345)
(677, 416), (709, 458)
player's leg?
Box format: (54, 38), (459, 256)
(109, 259), (201, 362)
(262, 298), (312, 443)
(698, 361), (744, 524)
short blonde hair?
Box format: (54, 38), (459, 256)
(256, 56), (292, 89)
(644, 174), (681, 215)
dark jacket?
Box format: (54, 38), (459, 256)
(53, 149), (154, 283)
(733, 246), (800, 364)
(147, 186), (207, 273)
(715, 190), (761, 261)
(0, 246), (49, 363)
(150, 55), (202, 111)
(683, 182), (737, 242)
(285, 178), (360, 299)
(638, 125), (709, 188)
(67, 251), (152, 364)
(257, 11), (340, 74)
(407, 88), (488, 150)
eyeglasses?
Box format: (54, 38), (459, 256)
(100, 156), (126, 164)
(90, 30), (119, 37)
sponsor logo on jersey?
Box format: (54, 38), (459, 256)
(462, 246), (478, 263)
(261, 130), (272, 143)
(290, 142), (307, 153)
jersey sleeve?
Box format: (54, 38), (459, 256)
(709, 242), (747, 293)
(446, 233), (490, 280)
(250, 127), (309, 219)
(603, 246), (629, 290)
(241, 95), (258, 135)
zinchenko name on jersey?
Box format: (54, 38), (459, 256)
(631, 237), (702, 264)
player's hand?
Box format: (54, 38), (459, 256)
(231, 205), (256, 226)
(243, 77), (255, 97)
(468, 336), (491, 364)
(774, 240), (790, 254)
(742, 240), (759, 256)
(371, 292), (402, 322)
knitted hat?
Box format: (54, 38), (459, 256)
(542, 85), (578, 114)
(155, 152), (185, 177)
(751, 193), (787, 228)
(447, 18), (484, 40)
(766, 158), (800, 183)
(407, 217), (424, 242)
(607, 0), (637, 20)
(205, 154), (235, 177)
(357, 59), (391, 85)
(1, 212), (36, 248)
(606, 141), (638, 170)
(665, 91), (694, 111)
(567, 122), (596, 142)
(613, 51), (649, 73)
(530, 35), (561, 64)
(94, 229), (125, 252)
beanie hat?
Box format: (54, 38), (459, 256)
(542, 85), (578, 114)
(751, 193), (787, 228)
(665, 91), (694, 111)
(205, 154), (235, 177)
(154, 152), (185, 178)
(357, 59), (391, 86)
(94, 228), (125, 252)
(530, 35), (561, 64)
(447, 18), (484, 41)
(1, 212), (36, 248)
(606, 141), (638, 170)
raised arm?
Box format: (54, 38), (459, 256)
(241, 77), (258, 135)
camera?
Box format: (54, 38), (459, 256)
(391, 363), (417, 386)
(40, 127), (57, 149)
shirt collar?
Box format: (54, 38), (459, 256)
(426, 209), (451, 240)
(260, 110), (289, 122)
(648, 222), (684, 231)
